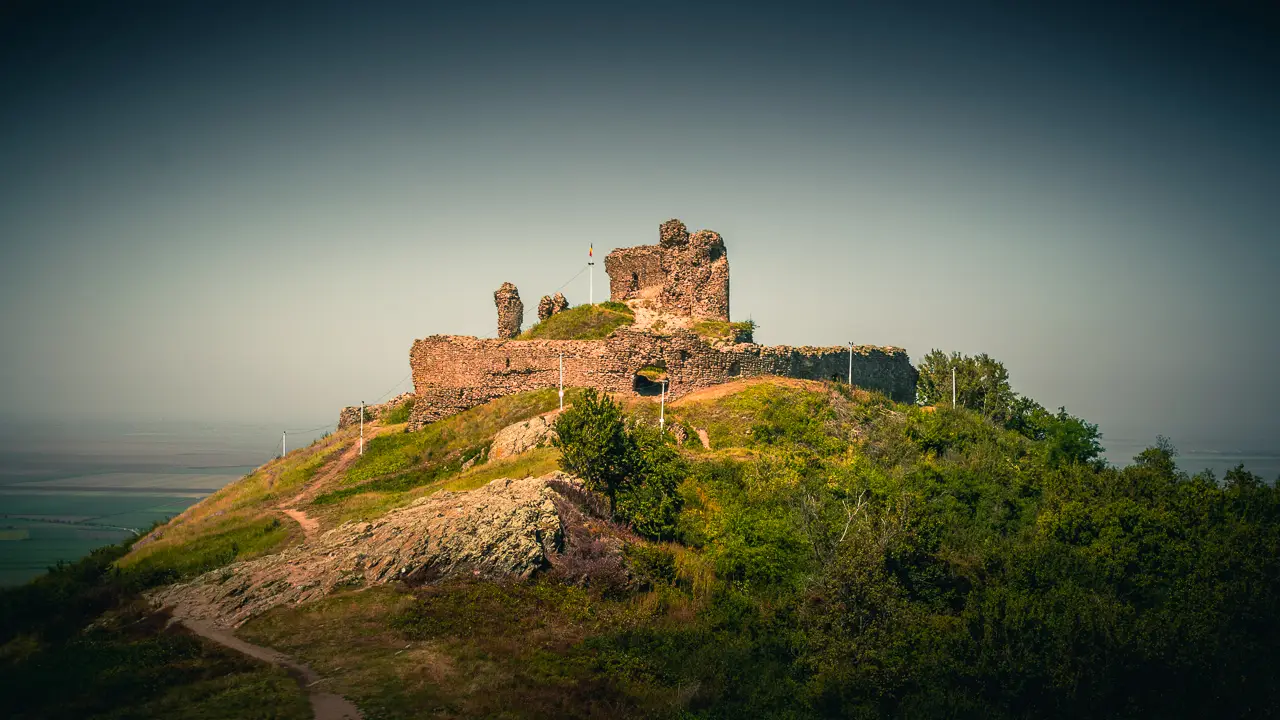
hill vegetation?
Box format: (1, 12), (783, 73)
(518, 301), (635, 340)
(3, 353), (1279, 719)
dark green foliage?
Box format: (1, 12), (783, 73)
(554, 389), (685, 538)
(554, 388), (634, 514)
(623, 545), (677, 588)
(0, 540), (308, 719)
(916, 349), (1017, 421)
(615, 424), (685, 539)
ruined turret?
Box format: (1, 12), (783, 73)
(494, 282), (523, 339)
(536, 291), (569, 322)
(604, 218), (730, 321)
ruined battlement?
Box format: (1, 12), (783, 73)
(604, 219), (730, 321)
(407, 329), (915, 429)
(401, 218), (916, 428)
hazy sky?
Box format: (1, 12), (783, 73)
(1, 1), (1277, 452)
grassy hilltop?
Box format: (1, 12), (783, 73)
(3, 367), (1280, 719)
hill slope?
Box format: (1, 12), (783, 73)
(5, 376), (1280, 719)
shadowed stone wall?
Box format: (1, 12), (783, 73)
(407, 329), (915, 429)
(604, 219), (730, 321)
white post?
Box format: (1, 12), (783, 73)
(848, 342), (854, 385)
(589, 261), (594, 305)
(659, 380), (666, 432)
(359, 400), (365, 455)
(558, 353), (564, 411)
(952, 366), (957, 408)
(282, 431), (286, 457)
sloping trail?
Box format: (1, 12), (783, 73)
(181, 619), (363, 720)
(669, 376), (826, 406)
(277, 425), (390, 541)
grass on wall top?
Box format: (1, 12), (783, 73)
(518, 302), (634, 340)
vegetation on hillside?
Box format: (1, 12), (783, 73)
(309, 387), (585, 521)
(0, 542), (310, 719)
(691, 318), (756, 343)
(4, 354), (1279, 718)
(518, 302), (635, 340)
(554, 388), (684, 535)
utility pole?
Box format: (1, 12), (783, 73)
(659, 379), (667, 432)
(848, 341), (854, 386)
(558, 353), (564, 411)
(952, 366), (957, 408)
(359, 400), (365, 455)
(282, 431), (286, 458)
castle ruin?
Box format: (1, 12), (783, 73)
(400, 219), (917, 430)
(604, 218), (730, 321)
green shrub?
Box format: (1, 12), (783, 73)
(382, 398), (414, 425)
(624, 544), (677, 588)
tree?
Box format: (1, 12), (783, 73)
(553, 388), (634, 514)
(615, 423), (684, 539)
(915, 350), (1016, 422)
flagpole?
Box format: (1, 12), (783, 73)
(588, 243), (594, 305)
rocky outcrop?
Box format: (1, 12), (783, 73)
(490, 410), (561, 460)
(153, 475), (590, 629)
(494, 282), (523, 339)
(536, 292), (570, 322)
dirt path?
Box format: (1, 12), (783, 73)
(277, 426), (389, 541)
(281, 508), (320, 539)
(670, 376), (826, 406)
(182, 619), (363, 720)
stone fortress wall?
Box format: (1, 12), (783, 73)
(407, 329), (915, 429)
(404, 218), (917, 430)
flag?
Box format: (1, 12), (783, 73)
(588, 243), (593, 258)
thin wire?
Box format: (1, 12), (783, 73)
(553, 264), (589, 295)
(372, 372), (413, 403)
(284, 422), (337, 435)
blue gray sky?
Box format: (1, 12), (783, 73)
(1, 1), (1277, 454)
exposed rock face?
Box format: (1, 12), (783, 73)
(153, 475), (587, 629)
(536, 292), (570, 322)
(490, 409), (561, 460)
(605, 218), (730, 321)
(494, 282), (524, 339)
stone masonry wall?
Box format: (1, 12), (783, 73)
(604, 219), (730, 322)
(338, 392), (416, 429)
(407, 329), (915, 429)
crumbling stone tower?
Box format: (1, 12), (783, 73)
(537, 292), (569, 322)
(604, 218), (730, 321)
(494, 282), (523, 339)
